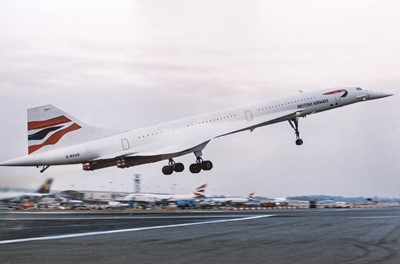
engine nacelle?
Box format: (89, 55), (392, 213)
(82, 162), (93, 171)
(116, 159), (129, 169)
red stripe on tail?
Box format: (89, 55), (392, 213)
(28, 116), (71, 130)
(196, 184), (207, 190)
(28, 123), (81, 154)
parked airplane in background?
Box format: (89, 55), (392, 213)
(0, 87), (392, 174)
(0, 178), (53, 202)
(206, 192), (254, 205)
(121, 184), (207, 203)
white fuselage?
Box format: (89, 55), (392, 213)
(122, 193), (198, 202)
(207, 197), (250, 204)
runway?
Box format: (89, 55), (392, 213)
(1, 208), (400, 264)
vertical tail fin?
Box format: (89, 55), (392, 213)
(27, 105), (124, 154)
(248, 192), (254, 201)
(36, 178), (54, 194)
(192, 184), (207, 198)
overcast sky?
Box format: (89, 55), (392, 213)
(0, 0), (399, 198)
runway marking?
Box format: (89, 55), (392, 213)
(1, 214), (270, 221)
(349, 216), (400, 219)
(0, 214), (274, 245)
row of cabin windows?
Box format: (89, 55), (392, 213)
(137, 95), (328, 139)
(137, 114), (237, 139)
(257, 97), (316, 112)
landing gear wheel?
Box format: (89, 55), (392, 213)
(190, 150), (213, 174)
(295, 139), (303, 145)
(189, 163), (201, 174)
(162, 159), (184, 174)
(162, 165), (174, 175)
(201, 160), (213, 171)
(174, 163), (184, 172)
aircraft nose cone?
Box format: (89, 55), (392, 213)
(368, 91), (394, 100)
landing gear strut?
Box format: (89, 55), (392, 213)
(39, 165), (50, 173)
(162, 159), (184, 175)
(189, 151), (213, 174)
(288, 118), (303, 145)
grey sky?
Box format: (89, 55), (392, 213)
(0, 0), (399, 198)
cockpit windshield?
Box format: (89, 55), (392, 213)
(356, 87), (363, 91)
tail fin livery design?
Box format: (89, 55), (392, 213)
(248, 192), (255, 201)
(192, 184), (207, 198)
(36, 178), (54, 194)
(27, 105), (124, 154)
(28, 106), (81, 154)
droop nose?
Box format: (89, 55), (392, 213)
(367, 91), (394, 100)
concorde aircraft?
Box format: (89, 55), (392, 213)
(0, 87), (392, 174)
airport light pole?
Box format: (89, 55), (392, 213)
(133, 174), (141, 193)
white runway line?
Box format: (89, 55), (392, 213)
(349, 216), (400, 219)
(0, 214), (274, 245)
(1, 214), (271, 221)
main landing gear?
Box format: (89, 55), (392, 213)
(189, 157), (213, 174)
(189, 150), (213, 174)
(162, 159), (184, 175)
(161, 152), (213, 175)
(288, 117), (303, 146)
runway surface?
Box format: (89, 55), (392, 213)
(1, 207), (400, 264)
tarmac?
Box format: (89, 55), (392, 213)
(1, 207), (400, 264)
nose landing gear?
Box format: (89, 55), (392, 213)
(289, 118), (303, 146)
